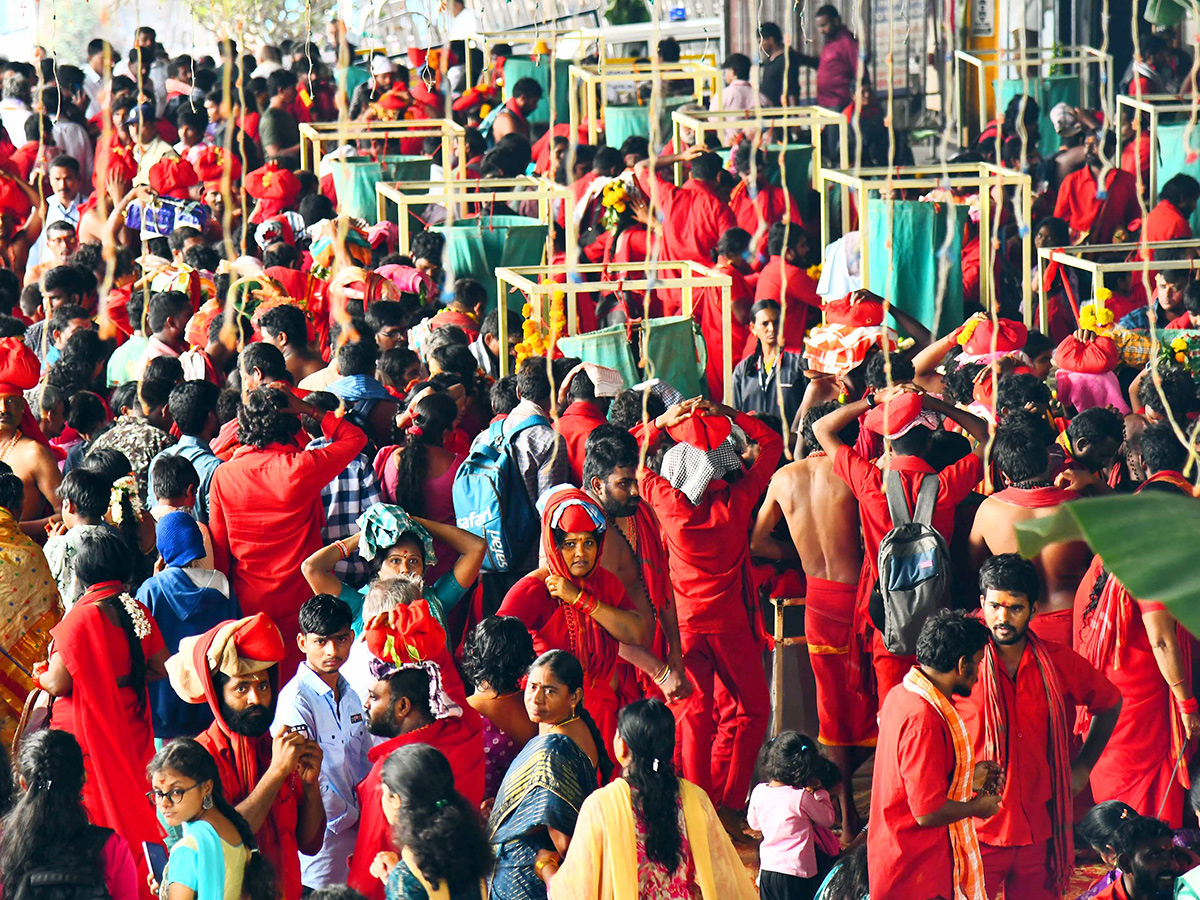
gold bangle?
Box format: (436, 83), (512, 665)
(535, 856), (558, 880)
(653, 664), (671, 685)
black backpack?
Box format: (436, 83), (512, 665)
(12, 826), (113, 900)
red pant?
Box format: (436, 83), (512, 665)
(677, 626), (770, 810)
(981, 841), (1060, 900)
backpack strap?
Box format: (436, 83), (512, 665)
(883, 469), (912, 527)
(501, 412), (551, 445)
(911, 474), (940, 527)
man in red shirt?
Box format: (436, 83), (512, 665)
(1053, 135), (1142, 244)
(554, 361), (622, 482)
(730, 143), (801, 261)
(1140, 173), (1198, 282)
(209, 387), (367, 678)
(754, 221), (821, 351)
(868, 610), (1000, 900)
(814, 384), (990, 703)
(211, 343), (308, 460)
(958, 554), (1121, 900)
(635, 149), (737, 316)
(167, 614), (327, 900)
(633, 399), (782, 830)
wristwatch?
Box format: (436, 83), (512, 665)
(865, 391), (878, 408)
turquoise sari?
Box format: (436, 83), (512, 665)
(163, 820), (241, 900)
(487, 733), (596, 900)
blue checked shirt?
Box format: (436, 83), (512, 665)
(307, 438), (383, 587)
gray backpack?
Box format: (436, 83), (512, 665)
(874, 471), (951, 655)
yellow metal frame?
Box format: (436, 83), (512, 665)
(298, 120), (468, 175)
(816, 163), (1034, 323)
(568, 61), (722, 146)
(1037, 239), (1200, 329)
(953, 45), (1114, 146)
(376, 174), (575, 274)
(494, 260), (734, 399)
(1115, 94), (1200, 204)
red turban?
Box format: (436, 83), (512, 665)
(148, 156), (199, 200)
(363, 601), (446, 667)
(193, 145), (242, 187)
(0, 338), (39, 394)
(824, 292), (885, 327)
(863, 391), (941, 439)
(666, 413), (733, 450)
(245, 161), (302, 224)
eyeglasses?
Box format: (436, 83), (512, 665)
(146, 783), (202, 806)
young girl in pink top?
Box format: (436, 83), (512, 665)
(747, 731), (838, 900)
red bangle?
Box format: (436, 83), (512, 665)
(1177, 696), (1198, 716)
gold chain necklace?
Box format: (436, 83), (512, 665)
(0, 430), (21, 463)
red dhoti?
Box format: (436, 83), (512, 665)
(806, 577), (878, 747)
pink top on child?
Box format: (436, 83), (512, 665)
(746, 782), (837, 879)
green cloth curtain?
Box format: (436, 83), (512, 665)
(502, 58), (573, 125)
(1153, 122), (1200, 232)
(993, 74), (1080, 159)
(642, 315), (705, 400)
(763, 143), (813, 201)
(604, 96), (691, 149)
(866, 198), (967, 336)
(558, 326), (640, 388)
(379, 155), (434, 184)
(432, 216), (547, 312)
(328, 158), (384, 223)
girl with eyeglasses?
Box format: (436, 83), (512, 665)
(146, 738), (275, 900)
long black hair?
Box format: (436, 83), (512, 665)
(147, 739), (276, 900)
(77, 447), (150, 586)
(380, 744), (493, 893)
(531, 650), (613, 782)
(618, 699), (682, 873)
(0, 731), (92, 900)
(73, 528), (148, 715)
(462, 616), (535, 693)
(389, 391), (457, 516)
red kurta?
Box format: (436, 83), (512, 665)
(729, 182), (801, 259)
(955, 639), (1119, 847)
(695, 263), (753, 401)
(867, 679), (959, 900)
(753, 256), (821, 351)
(208, 412), (366, 676)
(554, 399), (610, 482)
(346, 719), (486, 900)
(1053, 167), (1142, 244)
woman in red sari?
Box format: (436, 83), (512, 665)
(497, 486), (651, 757)
(38, 527), (168, 899)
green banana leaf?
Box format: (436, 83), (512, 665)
(1014, 493), (1200, 635)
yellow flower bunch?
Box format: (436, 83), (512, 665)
(602, 181), (628, 213)
(1079, 300), (1115, 334)
(806, 264), (822, 281)
(957, 316), (981, 347)
(1173, 336), (1189, 352)
(514, 286), (568, 368)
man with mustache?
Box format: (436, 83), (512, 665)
(167, 613), (327, 900)
(956, 554), (1121, 900)
(1053, 132), (1142, 244)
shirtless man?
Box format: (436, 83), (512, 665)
(0, 339), (61, 533)
(968, 422), (1090, 646)
(0, 172), (44, 278)
(751, 401), (875, 834)
(583, 424), (692, 704)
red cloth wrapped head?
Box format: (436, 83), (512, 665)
(149, 156), (199, 199)
(1051, 334), (1119, 374)
(0, 178), (32, 218)
(824, 292), (885, 327)
(538, 486), (608, 586)
(863, 391), (941, 439)
(0, 337), (50, 446)
(193, 145), (243, 188)
(245, 161), (302, 224)
(362, 600), (447, 667)
(410, 83), (441, 111)
(665, 413), (733, 451)
(961, 317), (1029, 356)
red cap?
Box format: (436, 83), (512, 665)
(410, 83), (441, 110)
(193, 145), (242, 186)
(557, 504), (599, 533)
(245, 161), (301, 203)
(231, 612), (287, 664)
(148, 156), (199, 199)
(364, 601), (446, 666)
(824, 292), (885, 328)
(0, 338), (39, 394)
(666, 413), (733, 450)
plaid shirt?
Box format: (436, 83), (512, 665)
(307, 437), (383, 587)
(1111, 326), (1154, 368)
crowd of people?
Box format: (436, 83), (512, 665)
(0, 9), (1199, 900)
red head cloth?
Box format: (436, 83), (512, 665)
(362, 601), (447, 668)
(410, 83), (441, 111)
(537, 486), (609, 586)
(245, 161), (302, 223)
(863, 391), (941, 439)
(666, 413), (733, 451)
(824, 292), (885, 327)
(149, 155), (200, 200)
(960, 316), (1029, 356)
(193, 145), (243, 187)
(1052, 334), (1119, 374)
(972, 363), (1033, 413)
(0, 178), (32, 218)
(0, 337), (39, 395)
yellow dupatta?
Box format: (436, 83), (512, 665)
(547, 777), (757, 900)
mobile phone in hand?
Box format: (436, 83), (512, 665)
(143, 841), (168, 883)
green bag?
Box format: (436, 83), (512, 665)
(763, 143), (813, 202)
(379, 155), (434, 184)
(557, 325), (640, 388)
(993, 74), (1080, 159)
(502, 58), (573, 125)
(642, 315), (706, 400)
(866, 198), (967, 336)
(432, 216), (548, 312)
(327, 157), (384, 224)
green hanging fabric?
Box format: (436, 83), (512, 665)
(763, 143), (813, 204)
(866, 198), (967, 336)
(993, 74), (1081, 160)
(558, 326), (640, 388)
(379, 155), (434, 184)
(432, 216), (547, 312)
(1151, 121), (1200, 232)
(327, 158), (385, 224)
(502, 58), (573, 125)
(642, 315), (706, 401)
(605, 105), (652, 149)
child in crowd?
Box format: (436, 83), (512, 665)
(149, 454), (214, 568)
(272, 593), (372, 889)
(43, 469), (116, 609)
(748, 731), (838, 900)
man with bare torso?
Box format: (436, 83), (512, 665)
(583, 424), (692, 705)
(751, 401), (876, 833)
(968, 422), (1089, 646)
(0, 338), (60, 532)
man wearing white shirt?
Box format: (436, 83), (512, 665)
(0, 77), (33, 149)
(26, 156), (84, 274)
(252, 46), (285, 80)
(82, 39), (116, 118)
(448, 0), (482, 42)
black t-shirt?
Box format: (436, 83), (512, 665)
(760, 50), (802, 105)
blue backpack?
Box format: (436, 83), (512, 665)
(452, 412), (549, 572)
